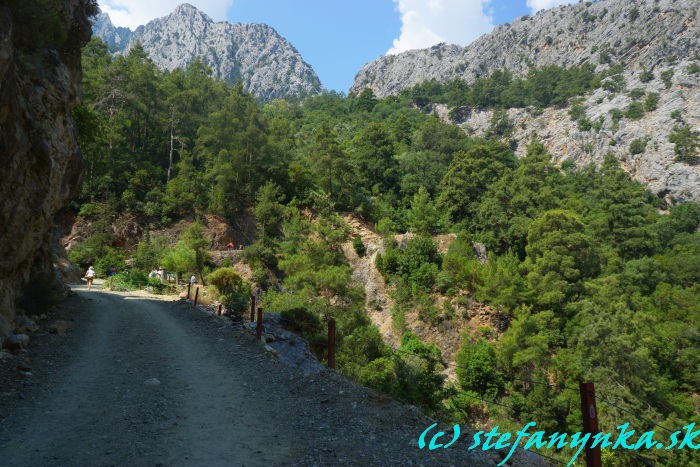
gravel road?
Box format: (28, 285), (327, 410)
(0, 283), (546, 466)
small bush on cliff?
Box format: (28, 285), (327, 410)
(352, 236), (366, 256)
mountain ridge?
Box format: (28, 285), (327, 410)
(92, 3), (323, 101)
(351, 0), (700, 203)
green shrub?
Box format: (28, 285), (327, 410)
(377, 248), (400, 279)
(418, 302), (441, 326)
(352, 236), (366, 256)
(628, 88), (645, 100)
(251, 268), (269, 287)
(105, 272), (166, 293)
(78, 203), (97, 218)
(661, 69), (674, 89)
(629, 6), (639, 21)
(592, 116), (605, 132)
(94, 248), (126, 278)
(279, 307), (322, 336)
(391, 305), (405, 332)
(644, 92), (659, 112)
(687, 63), (700, 74)
(397, 237), (441, 277)
(208, 267), (251, 317)
(577, 117), (593, 131)
(625, 101), (645, 120)
(669, 125), (700, 163)
(629, 138), (647, 155)
(455, 337), (503, 397)
(639, 69), (654, 83)
(569, 102), (586, 121)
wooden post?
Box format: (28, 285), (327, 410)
(580, 382), (602, 467)
(250, 294), (256, 323)
(256, 307), (263, 340)
(187, 282), (191, 300)
(194, 287), (199, 307)
(328, 318), (336, 370)
(218, 304), (222, 316)
(139, 280), (142, 290)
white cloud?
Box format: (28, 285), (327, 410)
(100, 1), (233, 29)
(526, 0), (578, 14)
(388, 0), (494, 55)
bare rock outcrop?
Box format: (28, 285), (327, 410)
(0, 2), (92, 346)
(93, 4), (323, 101)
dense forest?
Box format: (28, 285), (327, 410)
(72, 38), (700, 466)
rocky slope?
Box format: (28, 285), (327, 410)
(0, 2), (92, 349)
(92, 4), (323, 101)
(352, 0), (700, 203)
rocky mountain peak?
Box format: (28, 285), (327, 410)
(169, 2), (212, 24)
(92, 4), (323, 101)
(92, 12), (133, 51)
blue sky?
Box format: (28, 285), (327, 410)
(99, 0), (577, 92)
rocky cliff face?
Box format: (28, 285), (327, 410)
(0, 1), (92, 347)
(93, 4), (323, 101)
(352, 0), (699, 97)
(91, 10), (132, 51)
(433, 56), (700, 203)
(352, 0), (700, 203)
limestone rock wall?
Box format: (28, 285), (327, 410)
(352, 0), (700, 98)
(93, 4), (323, 101)
(437, 55), (700, 203)
(0, 1), (92, 346)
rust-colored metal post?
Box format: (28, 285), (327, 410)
(139, 280), (142, 290)
(250, 294), (256, 323)
(194, 287), (199, 307)
(218, 304), (222, 316)
(256, 307), (263, 340)
(328, 318), (336, 370)
(580, 383), (602, 467)
(187, 282), (191, 300)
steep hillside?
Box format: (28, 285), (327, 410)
(92, 4), (323, 101)
(0, 1), (92, 347)
(351, 0), (700, 203)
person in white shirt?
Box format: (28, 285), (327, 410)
(85, 266), (96, 290)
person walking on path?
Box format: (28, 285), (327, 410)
(85, 266), (96, 290)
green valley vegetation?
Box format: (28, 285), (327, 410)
(72, 38), (700, 466)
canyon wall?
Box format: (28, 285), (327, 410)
(0, 1), (92, 346)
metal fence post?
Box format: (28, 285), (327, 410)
(250, 294), (256, 323)
(328, 318), (336, 370)
(580, 382), (602, 467)
(256, 307), (263, 340)
(194, 287), (199, 307)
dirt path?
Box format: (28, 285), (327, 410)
(0, 283), (545, 466)
(0, 283), (294, 466)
